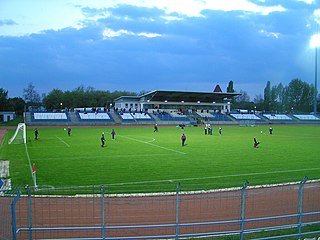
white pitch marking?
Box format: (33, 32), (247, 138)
(119, 135), (186, 155)
(106, 167), (320, 186)
(32, 153), (173, 161)
(146, 138), (156, 143)
(55, 136), (70, 147)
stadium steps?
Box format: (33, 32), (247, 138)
(149, 113), (160, 123)
(69, 112), (80, 124)
(109, 112), (122, 124)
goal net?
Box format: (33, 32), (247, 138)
(8, 123), (26, 144)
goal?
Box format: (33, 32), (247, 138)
(8, 123), (26, 144)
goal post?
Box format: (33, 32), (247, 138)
(8, 123), (26, 144)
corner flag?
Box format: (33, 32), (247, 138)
(32, 163), (36, 174)
(32, 163), (38, 190)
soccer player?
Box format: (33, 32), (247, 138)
(269, 127), (273, 135)
(154, 124), (158, 132)
(67, 127), (71, 136)
(219, 127), (222, 135)
(34, 128), (39, 140)
(111, 129), (116, 140)
(101, 133), (105, 147)
(181, 133), (187, 146)
(253, 137), (260, 148)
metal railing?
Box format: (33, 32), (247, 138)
(1, 177), (319, 239)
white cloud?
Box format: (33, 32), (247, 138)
(137, 32), (162, 38)
(0, 0), (288, 36)
(161, 15), (184, 22)
(102, 28), (162, 39)
(259, 29), (280, 39)
(314, 9), (320, 24)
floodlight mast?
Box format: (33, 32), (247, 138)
(315, 43), (318, 114)
(311, 32), (320, 114)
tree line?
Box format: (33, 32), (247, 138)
(0, 83), (137, 114)
(0, 78), (318, 115)
(228, 78), (318, 113)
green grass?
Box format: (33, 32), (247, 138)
(1, 125), (320, 192)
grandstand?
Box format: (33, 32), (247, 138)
(24, 89), (320, 126)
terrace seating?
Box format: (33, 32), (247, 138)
(77, 112), (112, 121)
(33, 112), (68, 121)
(263, 114), (292, 120)
(169, 112), (187, 118)
(197, 112), (213, 118)
(130, 112), (152, 120)
(230, 113), (261, 120)
(197, 112), (232, 122)
(118, 112), (153, 121)
(120, 113), (135, 120)
(293, 114), (320, 120)
(156, 112), (189, 121)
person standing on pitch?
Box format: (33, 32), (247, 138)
(111, 129), (116, 140)
(154, 124), (158, 132)
(253, 137), (260, 148)
(34, 128), (39, 140)
(181, 133), (187, 146)
(101, 132), (105, 147)
(67, 126), (71, 136)
(269, 127), (273, 135)
(219, 127), (222, 135)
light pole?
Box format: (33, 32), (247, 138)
(310, 33), (320, 114)
(315, 44), (318, 114)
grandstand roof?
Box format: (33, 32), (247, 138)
(139, 90), (240, 103)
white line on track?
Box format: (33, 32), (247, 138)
(119, 135), (186, 155)
(107, 167), (320, 186)
(55, 136), (70, 147)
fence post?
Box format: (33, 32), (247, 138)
(107, 185), (110, 239)
(11, 190), (21, 240)
(25, 185), (33, 240)
(240, 180), (249, 240)
(298, 176), (308, 240)
(101, 185), (105, 240)
(175, 182), (180, 240)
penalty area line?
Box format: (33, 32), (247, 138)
(119, 135), (186, 155)
(55, 136), (70, 147)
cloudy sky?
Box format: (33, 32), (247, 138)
(1, 0), (320, 99)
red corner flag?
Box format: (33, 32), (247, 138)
(32, 163), (36, 174)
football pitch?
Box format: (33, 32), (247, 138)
(1, 125), (320, 192)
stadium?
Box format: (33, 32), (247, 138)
(1, 86), (320, 240)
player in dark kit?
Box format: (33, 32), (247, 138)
(269, 127), (273, 135)
(154, 124), (158, 132)
(181, 133), (187, 146)
(101, 133), (105, 147)
(111, 129), (116, 140)
(34, 128), (39, 140)
(253, 137), (260, 148)
(67, 127), (71, 136)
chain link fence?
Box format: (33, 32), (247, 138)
(1, 177), (320, 239)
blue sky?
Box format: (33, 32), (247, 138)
(1, 0), (320, 99)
